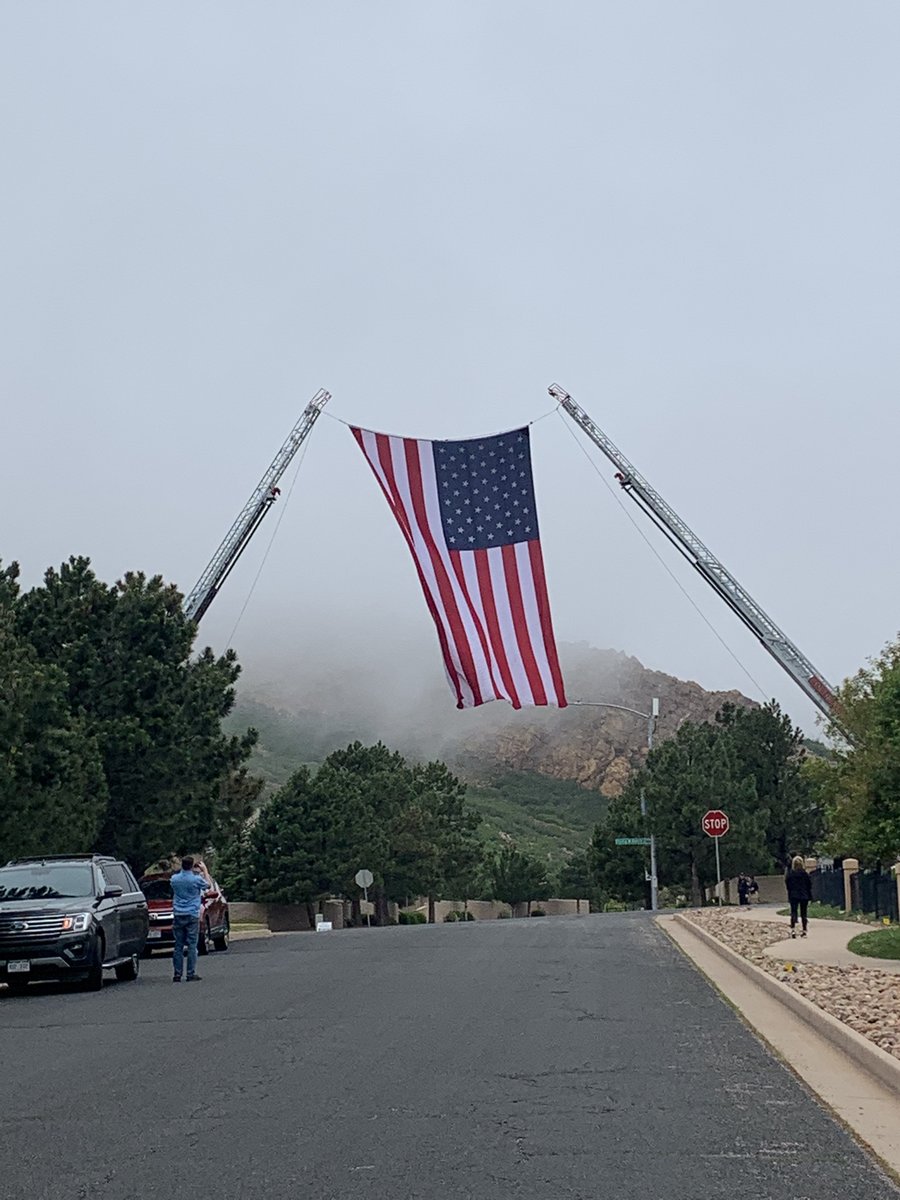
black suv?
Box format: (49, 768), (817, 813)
(0, 855), (149, 993)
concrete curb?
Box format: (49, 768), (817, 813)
(672, 914), (900, 1096)
(229, 928), (273, 941)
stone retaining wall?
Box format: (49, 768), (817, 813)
(233, 897), (589, 928)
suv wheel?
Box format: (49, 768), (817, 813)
(115, 953), (140, 983)
(213, 920), (229, 952)
(83, 934), (105, 991)
(197, 921), (210, 957)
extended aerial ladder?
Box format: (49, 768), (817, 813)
(551, 384), (842, 727)
(183, 388), (330, 624)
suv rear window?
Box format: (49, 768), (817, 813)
(140, 879), (173, 901)
(102, 864), (132, 893)
(0, 864), (95, 901)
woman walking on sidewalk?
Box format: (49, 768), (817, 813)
(785, 855), (813, 937)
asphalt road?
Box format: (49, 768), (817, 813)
(2, 914), (897, 1200)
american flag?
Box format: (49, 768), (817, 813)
(351, 424), (567, 710)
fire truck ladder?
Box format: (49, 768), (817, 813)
(183, 388), (331, 624)
(551, 383), (841, 725)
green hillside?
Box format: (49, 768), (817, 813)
(224, 699), (602, 867)
(465, 772), (607, 867)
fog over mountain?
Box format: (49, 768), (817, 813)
(234, 627), (754, 795)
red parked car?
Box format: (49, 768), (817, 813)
(138, 864), (230, 957)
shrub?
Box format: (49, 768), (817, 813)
(399, 911), (427, 925)
(530, 908), (546, 917)
(444, 911), (459, 922)
(603, 899), (627, 913)
(497, 910), (511, 919)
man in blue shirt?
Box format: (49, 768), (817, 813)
(170, 856), (208, 983)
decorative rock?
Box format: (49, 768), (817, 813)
(686, 911), (900, 1062)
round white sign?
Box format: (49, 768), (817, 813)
(355, 869), (374, 889)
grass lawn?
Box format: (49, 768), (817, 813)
(847, 926), (900, 960)
(776, 903), (876, 924)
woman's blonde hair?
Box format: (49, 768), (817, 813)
(791, 855), (805, 870)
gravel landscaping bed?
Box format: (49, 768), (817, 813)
(685, 910), (900, 1062)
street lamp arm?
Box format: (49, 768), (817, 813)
(571, 700), (652, 722)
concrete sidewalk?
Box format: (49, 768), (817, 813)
(663, 915), (900, 1178)
(721, 903), (900, 973)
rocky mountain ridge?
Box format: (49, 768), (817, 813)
(450, 645), (753, 795)
(237, 643), (754, 797)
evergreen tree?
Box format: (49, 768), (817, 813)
(490, 844), (550, 912)
(0, 562), (107, 859)
(555, 850), (594, 901)
(246, 766), (367, 918)
(640, 720), (767, 904)
(14, 556), (258, 870)
(587, 799), (648, 906)
(717, 700), (823, 867)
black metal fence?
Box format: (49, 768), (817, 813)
(810, 865), (844, 909)
(852, 869), (899, 923)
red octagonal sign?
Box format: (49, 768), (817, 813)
(702, 809), (730, 838)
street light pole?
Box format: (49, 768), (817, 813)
(646, 699), (659, 914)
(572, 698), (660, 912)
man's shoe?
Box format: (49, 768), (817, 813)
(186, 975), (202, 982)
(801, 930), (807, 938)
(790, 931), (796, 938)
(173, 976), (182, 983)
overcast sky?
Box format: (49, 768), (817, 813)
(2, 2), (898, 736)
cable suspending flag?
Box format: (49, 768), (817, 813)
(351, 424), (567, 710)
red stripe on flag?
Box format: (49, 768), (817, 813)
(372, 432), (464, 708)
(528, 539), (567, 706)
(352, 428), (413, 548)
(501, 543), (547, 707)
(402, 439), (484, 708)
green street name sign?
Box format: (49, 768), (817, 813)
(614, 837), (652, 846)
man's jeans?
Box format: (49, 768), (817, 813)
(172, 913), (200, 978)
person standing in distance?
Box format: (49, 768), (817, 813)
(171, 856), (208, 982)
(784, 855), (813, 938)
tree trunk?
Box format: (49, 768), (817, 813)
(374, 886), (389, 926)
(305, 901), (317, 930)
(690, 857), (702, 908)
(428, 895), (436, 924)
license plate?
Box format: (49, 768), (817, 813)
(147, 930), (162, 940)
(8, 961), (30, 974)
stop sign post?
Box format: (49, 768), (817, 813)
(355, 869), (374, 927)
(702, 810), (729, 904)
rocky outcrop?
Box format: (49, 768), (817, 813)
(451, 645), (753, 795)
(241, 642), (755, 799)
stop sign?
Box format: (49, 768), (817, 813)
(702, 810), (729, 837)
